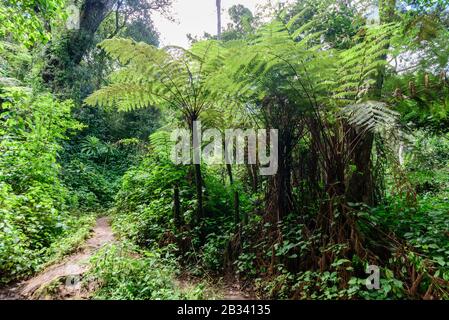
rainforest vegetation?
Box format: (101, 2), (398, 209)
(1, 0), (449, 300)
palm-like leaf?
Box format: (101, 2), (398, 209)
(342, 100), (400, 134)
(85, 39), (226, 120)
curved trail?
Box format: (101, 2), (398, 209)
(0, 217), (114, 300)
(1, 217), (253, 300)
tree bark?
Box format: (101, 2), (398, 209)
(345, 0), (397, 206)
(72, 0), (116, 64)
(193, 163), (204, 222)
(226, 163), (240, 225)
(189, 115), (204, 223)
(216, 0), (222, 39)
(263, 97), (298, 223)
(266, 131), (294, 223)
(173, 183), (181, 229)
(42, 0), (116, 90)
(234, 189), (240, 225)
(346, 130), (374, 205)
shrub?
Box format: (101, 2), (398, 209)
(0, 89), (83, 282)
(87, 243), (202, 300)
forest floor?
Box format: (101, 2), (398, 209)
(0, 217), (114, 300)
(176, 274), (255, 300)
(0, 216), (252, 300)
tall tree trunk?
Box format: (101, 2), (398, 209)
(346, 130), (374, 205)
(234, 189), (240, 225)
(266, 131), (294, 223)
(190, 115), (204, 223)
(71, 0), (116, 65)
(346, 0), (397, 206)
(42, 0), (115, 91)
(226, 163), (240, 225)
(216, 0), (222, 40)
(173, 183), (181, 229)
(252, 165), (258, 192)
(194, 163), (204, 221)
(263, 97), (298, 223)
(246, 164), (258, 193)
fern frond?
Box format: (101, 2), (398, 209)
(85, 83), (167, 111)
(341, 101), (400, 133)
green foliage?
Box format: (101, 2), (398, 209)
(0, 89), (82, 188)
(2, 0), (449, 302)
(87, 242), (203, 300)
(386, 71), (449, 133)
(218, 4), (255, 42)
(40, 214), (96, 268)
(403, 0), (449, 12)
(363, 132), (449, 298)
(85, 37), (224, 122)
(0, 184), (95, 283)
(208, 14), (399, 133)
(342, 101), (400, 134)
(407, 132), (449, 176)
(256, 267), (404, 300)
(0, 0), (66, 47)
(112, 131), (191, 242)
(110, 128), (243, 278)
(201, 232), (230, 272)
(0, 41), (32, 86)
(0, 88), (83, 282)
(367, 198), (449, 298)
(80, 136), (116, 159)
(63, 158), (117, 208)
(330, 23), (399, 102)
(371, 187), (449, 271)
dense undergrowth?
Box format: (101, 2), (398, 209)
(0, 89), (94, 283)
(104, 130), (449, 300)
(86, 242), (206, 300)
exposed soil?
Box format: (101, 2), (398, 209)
(223, 284), (254, 300)
(1, 217), (253, 300)
(0, 217), (114, 300)
(221, 275), (255, 300)
(176, 274), (256, 300)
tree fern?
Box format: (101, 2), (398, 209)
(85, 38), (228, 222)
(85, 39), (226, 120)
(149, 130), (174, 159)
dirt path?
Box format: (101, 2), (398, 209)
(176, 275), (255, 300)
(0, 217), (114, 300)
(221, 275), (255, 300)
(1, 217), (254, 300)
(223, 283), (254, 300)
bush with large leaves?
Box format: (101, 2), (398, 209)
(0, 88), (82, 282)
